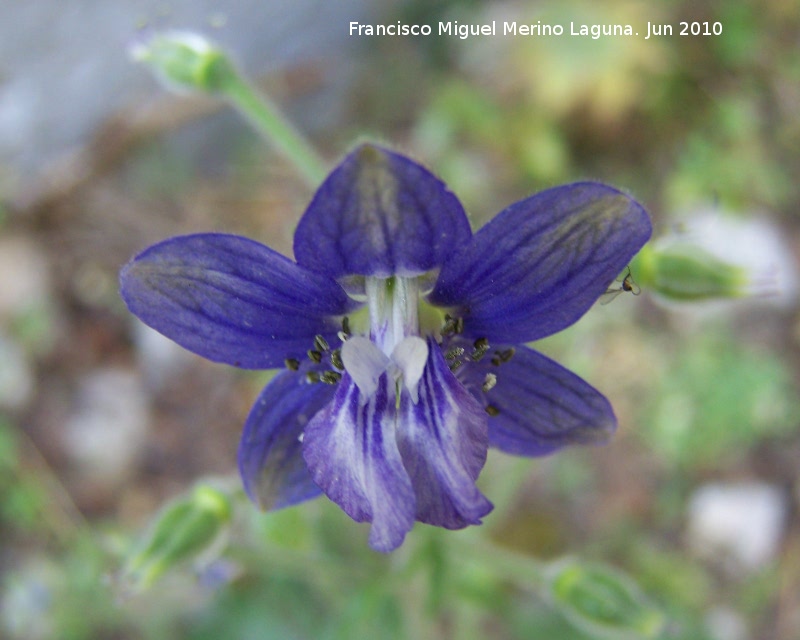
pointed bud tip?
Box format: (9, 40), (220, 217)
(120, 484), (233, 592)
(129, 29), (235, 95)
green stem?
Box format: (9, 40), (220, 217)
(221, 74), (329, 186)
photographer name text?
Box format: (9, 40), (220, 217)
(349, 20), (723, 40)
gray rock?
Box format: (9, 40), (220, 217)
(687, 481), (786, 572)
(63, 367), (149, 484)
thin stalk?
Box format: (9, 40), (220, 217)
(221, 74), (328, 186)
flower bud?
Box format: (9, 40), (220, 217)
(130, 30), (238, 94)
(632, 243), (749, 301)
(123, 484), (232, 591)
(546, 558), (665, 639)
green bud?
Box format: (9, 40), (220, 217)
(632, 242), (749, 301)
(123, 484), (232, 591)
(546, 558), (665, 639)
(131, 30), (238, 94)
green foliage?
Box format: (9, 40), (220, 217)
(645, 330), (796, 469)
(122, 484), (233, 591)
(547, 559), (665, 639)
(0, 420), (48, 532)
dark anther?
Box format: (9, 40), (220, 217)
(442, 314), (464, 336)
(338, 317), (351, 342)
(320, 371), (343, 385)
(499, 348), (515, 362)
(448, 359), (463, 372)
(445, 346), (465, 361)
(307, 349), (323, 363)
(314, 335), (330, 352)
(491, 347), (515, 366)
(482, 373), (497, 392)
(330, 349), (343, 371)
(471, 337), (490, 361)
(284, 358), (300, 371)
(485, 404), (500, 416)
(306, 371), (321, 384)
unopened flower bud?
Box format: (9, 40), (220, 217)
(123, 484), (232, 591)
(632, 243), (749, 301)
(130, 30), (237, 94)
(546, 558), (665, 639)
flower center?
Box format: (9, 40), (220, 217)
(365, 276), (420, 355)
(342, 275), (429, 404)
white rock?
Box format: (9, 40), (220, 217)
(0, 332), (34, 410)
(687, 482), (786, 572)
(133, 320), (192, 391)
(0, 236), (50, 319)
(705, 606), (749, 640)
(63, 367), (149, 484)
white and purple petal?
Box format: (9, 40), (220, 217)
(238, 370), (335, 510)
(302, 373), (416, 552)
(467, 345), (617, 456)
(293, 144), (472, 278)
(120, 233), (359, 369)
(397, 341), (492, 528)
(428, 183), (652, 343)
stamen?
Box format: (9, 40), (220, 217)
(471, 337), (490, 361)
(442, 314), (464, 336)
(320, 371), (342, 385)
(482, 373), (497, 392)
(284, 358), (300, 371)
(491, 348), (515, 366)
(307, 349), (323, 363)
(445, 346), (465, 361)
(306, 371), (321, 384)
(448, 359), (463, 372)
(314, 335), (330, 352)
(337, 316), (351, 342)
(329, 349), (343, 371)
(485, 404), (500, 416)
(499, 348), (515, 362)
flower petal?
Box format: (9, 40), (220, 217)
(428, 183), (652, 343)
(120, 233), (358, 369)
(294, 144), (472, 278)
(238, 370), (334, 510)
(470, 345), (617, 456)
(397, 341), (492, 528)
(302, 373), (416, 552)
(391, 336), (428, 403)
(340, 336), (390, 400)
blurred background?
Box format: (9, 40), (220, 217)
(1, 0), (799, 638)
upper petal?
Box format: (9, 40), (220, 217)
(397, 340), (492, 528)
(238, 370), (335, 510)
(293, 144), (472, 278)
(467, 345), (617, 457)
(301, 373), (416, 552)
(428, 183), (652, 343)
(120, 233), (358, 369)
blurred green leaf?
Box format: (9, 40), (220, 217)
(646, 330), (797, 468)
(546, 558), (666, 639)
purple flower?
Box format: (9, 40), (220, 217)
(120, 144), (651, 552)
